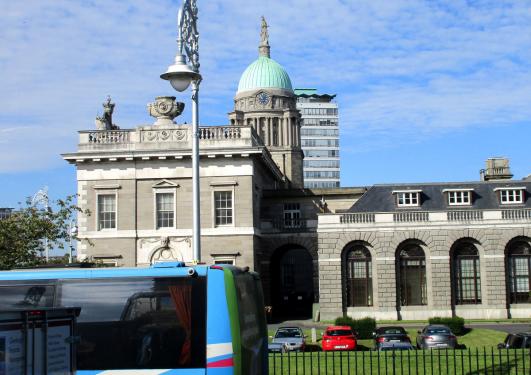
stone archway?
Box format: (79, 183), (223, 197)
(270, 244), (314, 320)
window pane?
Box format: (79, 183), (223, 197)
(156, 193), (174, 228)
(346, 247), (373, 307)
(399, 246), (426, 306)
(98, 195), (116, 230)
(215, 191), (233, 226)
(453, 245), (481, 305)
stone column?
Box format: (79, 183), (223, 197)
(266, 117), (272, 145)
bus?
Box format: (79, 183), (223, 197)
(0, 262), (268, 374)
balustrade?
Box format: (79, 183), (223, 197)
(340, 213), (375, 224)
(447, 210), (484, 221)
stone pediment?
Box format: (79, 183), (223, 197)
(152, 180), (180, 189)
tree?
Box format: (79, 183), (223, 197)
(0, 195), (88, 270)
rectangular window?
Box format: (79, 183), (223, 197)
(283, 203), (301, 228)
(448, 191), (471, 206)
(500, 189), (524, 204)
(156, 192), (175, 228)
(214, 191), (233, 226)
(213, 258), (235, 265)
(98, 194), (116, 230)
(396, 192), (420, 207)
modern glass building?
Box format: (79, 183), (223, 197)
(295, 89), (340, 188)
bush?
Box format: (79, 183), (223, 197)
(428, 316), (466, 335)
(334, 316), (376, 339)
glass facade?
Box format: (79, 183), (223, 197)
(295, 89), (340, 189)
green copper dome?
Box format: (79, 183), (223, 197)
(237, 56), (293, 94)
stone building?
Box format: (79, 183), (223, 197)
(318, 161), (531, 320)
(62, 19), (531, 321)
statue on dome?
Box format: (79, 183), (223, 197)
(260, 16), (269, 46)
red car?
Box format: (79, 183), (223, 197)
(321, 326), (357, 351)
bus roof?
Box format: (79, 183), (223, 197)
(0, 263), (209, 280)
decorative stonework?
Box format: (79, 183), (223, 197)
(137, 236), (192, 266)
(147, 96), (185, 126)
(141, 128), (188, 142)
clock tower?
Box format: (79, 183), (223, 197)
(229, 17), (303, 188)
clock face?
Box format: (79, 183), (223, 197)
(257, 92), (270, 105)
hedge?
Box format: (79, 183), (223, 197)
(428, 316), (466, 335)
(334, 316), (376, 339)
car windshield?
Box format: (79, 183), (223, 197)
(379, 328), (405, 335)
(275, 329), (302, 338)
(426, 328), (450, 334)
(327, 329), (352, 336)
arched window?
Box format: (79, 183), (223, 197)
(397, 245), (427, 306)
(345, 246), (372, 307)
(452, 243), (481, 305)
(507, 241), (531, 304)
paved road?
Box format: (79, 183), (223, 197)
(268, 319), (531, 335)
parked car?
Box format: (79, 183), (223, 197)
(378, 342), (415, 351)
(268, 342), (288, 353)
(416, 325), (457, 349)
(321, 326), (357, 351)
(271, 327), (306, 352)
(373, 326), (411, 349)
(497, 332), (531, 349)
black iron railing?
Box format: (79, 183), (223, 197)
(268, 348), (531, 374)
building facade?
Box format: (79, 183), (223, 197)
(318, 171), (531, 320)
(0, 208), (13, 220)
(295, 89), (340, 189)
(62, 19), (531, 321)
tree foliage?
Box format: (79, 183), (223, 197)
(0, 195), (87, 270)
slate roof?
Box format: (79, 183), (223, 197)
(350, 180), (531, 213)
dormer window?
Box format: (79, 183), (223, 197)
(393, 190), (421, 207)
(494, 187), (525, 204)
(443, 188), (474, 206)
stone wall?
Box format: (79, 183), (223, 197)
(318, 227), (531, 321)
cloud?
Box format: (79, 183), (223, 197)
(1, 0), (531, 172)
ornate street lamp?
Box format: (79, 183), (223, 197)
(161, 0), (202, 263)
(31, 186), (50, 262)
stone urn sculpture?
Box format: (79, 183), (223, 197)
(147, 96), (185, 126)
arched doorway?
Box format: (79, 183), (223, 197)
(270, 246), (314, 320)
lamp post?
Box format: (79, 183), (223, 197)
(161, 0), (202, 263)
(31, 187), (50, 262)
(68, 220), (77, 264)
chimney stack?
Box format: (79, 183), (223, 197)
(480, 157), (513, 181)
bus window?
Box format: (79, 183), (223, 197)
(0, 283), (55, 309)
(233, 272), (267, 375)
(58, 277), (206, 370)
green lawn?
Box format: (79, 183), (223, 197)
(268, 349), (531, 374)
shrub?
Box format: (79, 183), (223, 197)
(428, 316), (466, 335)
(334, 316), (376, 339)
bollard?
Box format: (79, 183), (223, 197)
(311, 327), (317, 343)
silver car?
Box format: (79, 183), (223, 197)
(271, 327), (306, 352)
(416, 325), (458, 349)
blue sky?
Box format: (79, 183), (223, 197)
(1, 0), (530, 208)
